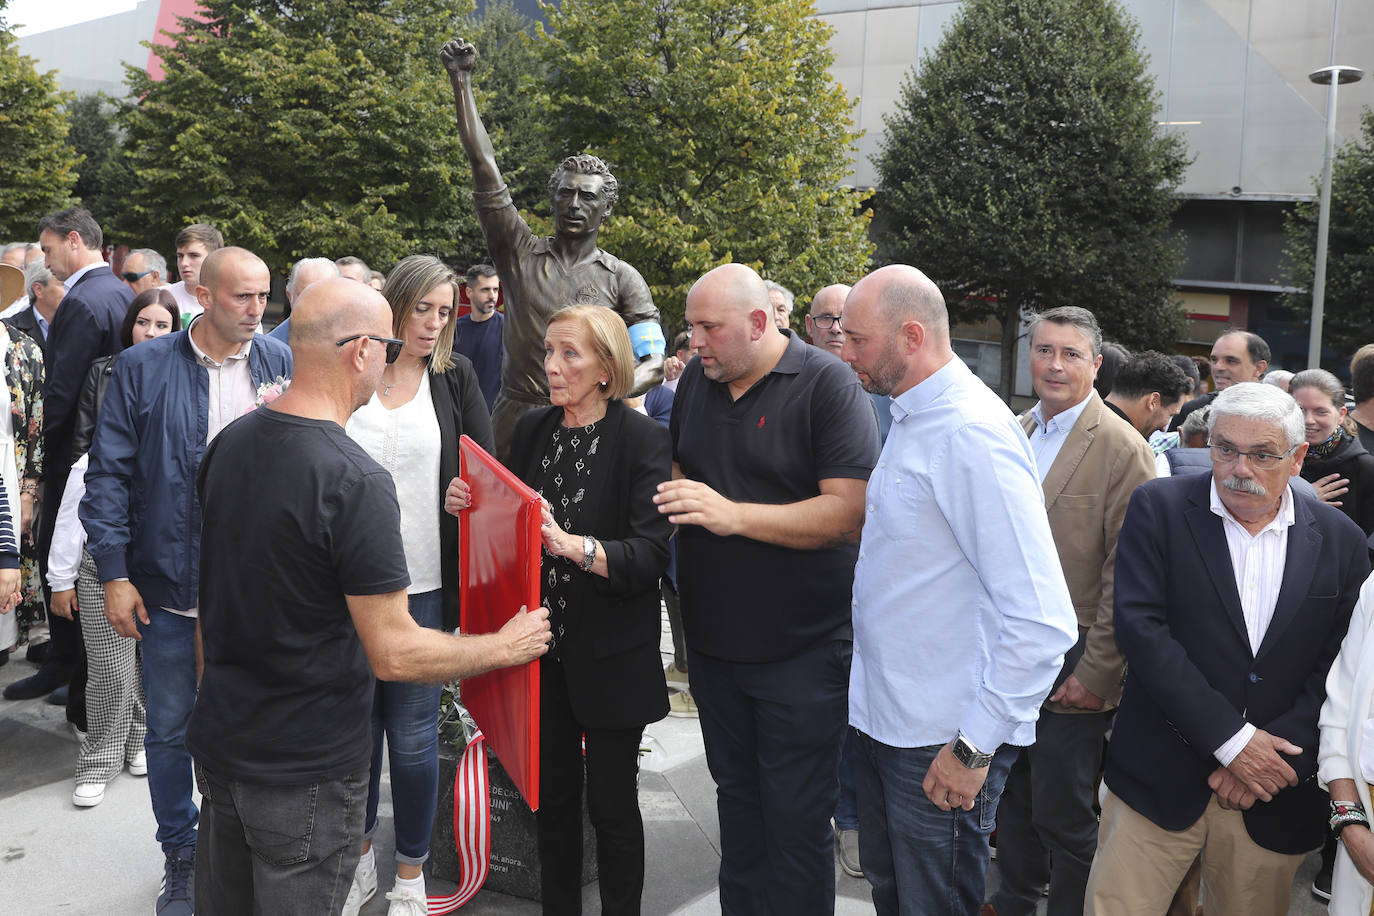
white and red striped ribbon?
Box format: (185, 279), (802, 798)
(426, 728), (491, 915)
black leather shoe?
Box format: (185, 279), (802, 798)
(47, 684), (70, 706)
(3, 664), (69, 700)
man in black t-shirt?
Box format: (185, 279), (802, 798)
(655, 263), (880, 915)
(188, 278), (549, 915)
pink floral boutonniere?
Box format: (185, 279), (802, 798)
(245, 376), (290, 414)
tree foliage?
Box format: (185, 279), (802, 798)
(1282, 108), (1374, 363)
(875, 0), (1189, 395)
(106, 0), (490, 273)
(460, 0), (555, 223)
(533, 0), (874, 331)
(0, 6), (79, 240)
(66, 94), (120, 224)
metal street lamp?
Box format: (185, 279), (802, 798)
(1306, 65), (1364, 369)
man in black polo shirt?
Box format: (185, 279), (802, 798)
(188, 279), (550, 914)
(655, 263), (880, 914)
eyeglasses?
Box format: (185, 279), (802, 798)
(1207, 441), (1300, 471)
(121, 269), (153, 283)
(810, 314), (842, 329)
(336, 334), (404, 364)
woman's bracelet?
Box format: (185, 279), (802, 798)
(1331, 799), (1369, 836)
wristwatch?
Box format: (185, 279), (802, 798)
(952, 732), (993, 769)
(579, 535), (597, 572)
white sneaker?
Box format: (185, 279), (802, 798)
(127, 751), (147, 776)
(341, 857), (377, 916)
(385, 886), (428, 916)
(73, 782), (105, 807)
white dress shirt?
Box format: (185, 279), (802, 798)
(1209, 478), (1295, 765)
(187, 325), (257, 443)
(1027, 394), (1093, 481)
(62, 261), (101, 292)
(850, 355), (1078, 751)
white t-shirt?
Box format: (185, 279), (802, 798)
(163, 281), (203, 325)
(346, 373), (443, 594)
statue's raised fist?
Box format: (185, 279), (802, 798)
(440, 39), (477, 75)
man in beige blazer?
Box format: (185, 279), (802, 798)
(987, 307), (1156, 916)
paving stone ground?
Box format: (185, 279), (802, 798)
(0, 609), (1329, 914)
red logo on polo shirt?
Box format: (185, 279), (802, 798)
(758, 416), (766, 428)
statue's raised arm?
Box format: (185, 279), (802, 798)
(440, 39), (503, 193)
(441, 37), (664, 462)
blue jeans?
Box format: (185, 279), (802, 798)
(689, 638), (851, 916)
(364, 589), (442, 865)
(836, 726), (860, 831)
(194, 762), (367, 915)
(140, 606), (200, 853)
(854, 731), (1017, 916)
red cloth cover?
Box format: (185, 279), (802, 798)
(458, 434), (541, 811)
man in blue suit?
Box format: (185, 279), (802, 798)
(4, 208), (132, 702)
(1086, 382), (1371, 916)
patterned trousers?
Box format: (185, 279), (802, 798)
(75, 551), (146, 785)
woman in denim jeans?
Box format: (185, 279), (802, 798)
(343, 255), (493, 916)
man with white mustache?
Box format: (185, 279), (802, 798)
(1086, 382), (1371, 916)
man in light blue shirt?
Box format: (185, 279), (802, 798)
(839, 264), (1078, 915)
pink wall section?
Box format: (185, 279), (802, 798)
(144, 0), (205, 81)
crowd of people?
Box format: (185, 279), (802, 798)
(5, 199), (1374, 916)
(8, 74), (1374, 916)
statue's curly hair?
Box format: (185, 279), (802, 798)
(548, 154), (619, 211)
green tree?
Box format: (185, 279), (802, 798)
(460, 0), (555, 223)
(0, 5), (79, 240)
(106, 0), (488, 273)
(1281, 108), (1374, 363)
(535, 0), (874, 331)
(66, 94), (119, 224)
(875, 0), (1189, 396)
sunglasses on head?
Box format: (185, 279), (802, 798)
(335, 334), (404, 364)
(121, 269), (153, 283)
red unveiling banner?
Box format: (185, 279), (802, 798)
(457, 434), (542, 811)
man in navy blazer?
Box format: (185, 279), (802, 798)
(3, 208), (131, 702)
(1086, 382), (1371, 915)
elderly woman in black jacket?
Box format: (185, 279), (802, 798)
(506, 304), (672, 916)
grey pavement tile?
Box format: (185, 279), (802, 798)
(0, 623), (1335, 915)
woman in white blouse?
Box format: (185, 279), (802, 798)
(343, 255), (493, 916)
(1319, 575), (1374, 914)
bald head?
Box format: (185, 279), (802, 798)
(287, 257), (342, 303)
(199, 246), (267, 294)
(807, 284), (851, 356)
(839, 265), (951, 398)
(849, 265), (949, 339)
(689, 263), (771, 317)
(812, 285), (850, 313)
(685, 263), (788, 391)
(290, 277), (391, 353)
